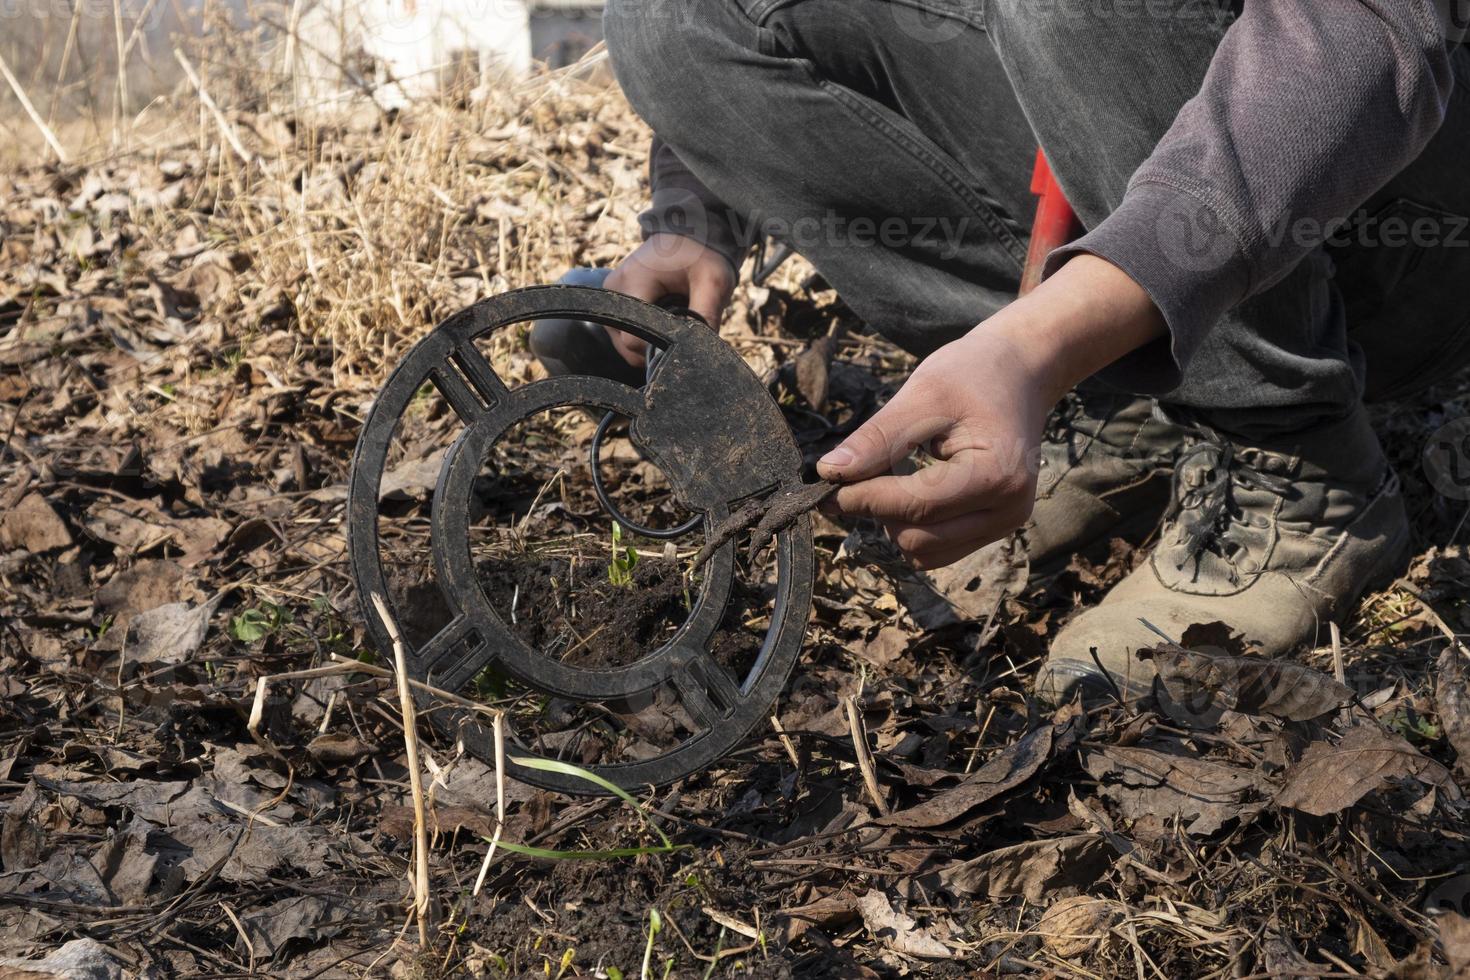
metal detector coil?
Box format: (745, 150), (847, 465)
(347, 286), (814, 794)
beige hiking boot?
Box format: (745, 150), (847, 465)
(1023, 389), (1185, 573)
(1037, 409), (1412, 702)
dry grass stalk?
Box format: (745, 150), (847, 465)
(219, 901), (256, 974)
(0, 51), (70, 163)
(172, 48), (253, 164)
(1330, 622), (1353, 727)
(472, 711), (507, 897)
(326, 653), (502, 716)
(371, 591), (432, 948)
(111, 0), (128, 135)
(844, 695), (888, 816)
(247, 660), (365, 737)
(770, 714), (800, 768)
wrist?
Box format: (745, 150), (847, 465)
(964, 254), (1166, 404)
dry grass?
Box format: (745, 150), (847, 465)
(6, 5), (648, 385)
(191, 59), (647, 380)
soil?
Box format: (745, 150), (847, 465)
(478, 554), (689, 669)
(478, 553), (764, 680)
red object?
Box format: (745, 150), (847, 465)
(1019, 148), (1081, 295)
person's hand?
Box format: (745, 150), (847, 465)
(817, 254), (1167, 568)
(602, 234), (735, 367)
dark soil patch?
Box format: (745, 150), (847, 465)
(477, 553), (764, 680)
(478, 553), (687, 668)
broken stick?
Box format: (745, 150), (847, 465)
(690, 480), (838, 570)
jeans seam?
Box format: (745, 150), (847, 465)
(814, 74), (1027, 268)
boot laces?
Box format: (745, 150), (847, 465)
(1041, 392), (1091, 467)
(1168, 436), (1295, 583)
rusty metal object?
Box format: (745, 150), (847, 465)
(348, 286), (815, 793)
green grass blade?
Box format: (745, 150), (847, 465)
(495, 840), (675, 861)
(507, 755), (676, 851)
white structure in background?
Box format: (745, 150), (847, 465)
(292, 0), (602, 107)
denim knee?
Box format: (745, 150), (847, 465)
(604, 0), (734, 137)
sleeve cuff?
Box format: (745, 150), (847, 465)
(638, 184), (748, 275)
(640, 138), (753, 275)
(1042, 181), (1253, 395)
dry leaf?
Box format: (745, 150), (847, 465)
(1039, 896), (1123, 959)
(1440, 914), (1470, 978)
(1276, 723), (1460, 816)
(0, 938), (124, 980)
(0, 493), (72, 553)
(859, 625), (910, 670)
(238, 895), (352, 960)
(95, 559), (203, 631)
(919, 532), (1029, 624)
(772, 894), (861, 944)
(123, 594), (224, 666)
(855, 890), (955, 959)
(1083, 744), (1264, 838)
(88, 503), (159, 553)
(1139, 644), (1353, 721)
(877, 704), (1079, 830)
(939, 834), (1115, 900)
(792, 333), (837, 411)
(1436, 649), (1470, 778)
(380, 446), (449, 501)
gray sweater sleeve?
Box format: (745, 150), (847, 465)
(639, 136), (754, 274)
(1045, 0), (1461, 393)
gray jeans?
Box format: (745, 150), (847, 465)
(604, 0), (1470, 440)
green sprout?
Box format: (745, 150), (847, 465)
(608, 521), (639, 588)
(641, 908), (662, 980)
(229, 602), (293, 643)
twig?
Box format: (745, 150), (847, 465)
(1396, 578), (1470, 656)
(111, 0), (128, 134)
(770, 715), (800, 769)
(371, 592), (431, 948)
(327, 653), (501, 716)
(472, 711), (507, 897)
(964, 702), (997, 774)
(1329, 622), (1352, 727)
(0, 51), (69, 163)
(173, 48), (253, 164)
(844, 695), (888, 816)
(220, 902), (255, 974)
(214, 797), (281, 827)
(249, 660), (365, 737)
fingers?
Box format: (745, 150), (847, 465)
(608, 327), (648, 367)
(604, 239), (733, 363)
(604, 264), (664, 305)
(883, 510), (1017, 568)
(686, 270), (731, 330)
(816, 384), (950, 484)
(830, 448), (1029, 526)
(603, 266), (660, 367)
